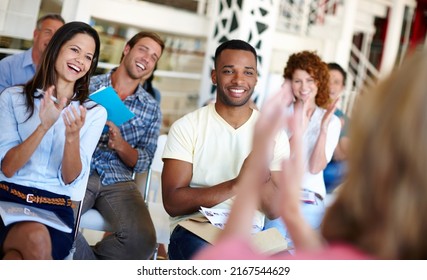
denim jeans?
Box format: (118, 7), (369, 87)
(168, 225), (210, 260)
(264, 195), (325, 250)
(73, 173), (156, 260)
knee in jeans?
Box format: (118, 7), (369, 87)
(115, 225), (156, 255)
(121, 232), (156, 259)
(136, 227), (156, 252)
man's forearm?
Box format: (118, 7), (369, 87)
(116, 141), (138, 168)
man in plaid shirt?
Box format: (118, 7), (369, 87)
(74, 31), (164, 260)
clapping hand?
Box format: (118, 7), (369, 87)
(241, 80), (295, 184)
(39, 85), (68, 130)
(63, 105), (86, 141)
(321, 96), (340, 132)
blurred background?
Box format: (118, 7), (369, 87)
(1, 0), (426, 133)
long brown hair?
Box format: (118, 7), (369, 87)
(322, 49), (427, 259)
(23, 21), (101, 119)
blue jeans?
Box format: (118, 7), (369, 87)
(73, 173), (156, 260)
(264, 195), (325, 249)
(168, 225), (210, 260)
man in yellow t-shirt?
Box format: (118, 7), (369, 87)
(162, 39), (290, 260)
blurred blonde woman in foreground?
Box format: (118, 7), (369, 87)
(195, 49), (427, 260)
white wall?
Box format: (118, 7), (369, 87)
(62, 0), (209, 38)
(270, 31), (325, 74)
(0, 0), (41, 39)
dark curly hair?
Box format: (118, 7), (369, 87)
(283, 50), (330, 108)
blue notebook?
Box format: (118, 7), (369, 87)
(89, 86), (135, 128)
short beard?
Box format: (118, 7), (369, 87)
(217, 91), (253, 107)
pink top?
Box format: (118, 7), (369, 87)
(193, 237), (372, 260)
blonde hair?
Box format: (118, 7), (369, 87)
(322, 49), (427, 259)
